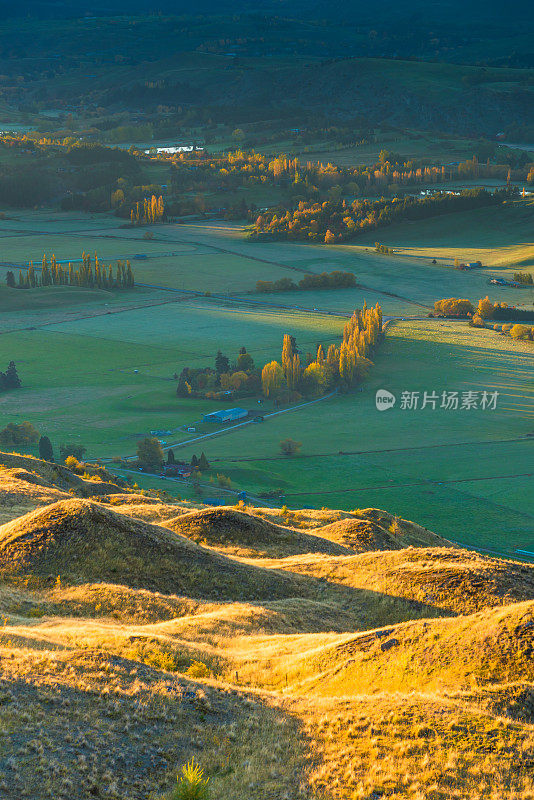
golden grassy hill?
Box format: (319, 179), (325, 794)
(0, 498), (324, 601)
(98, 492), (197, 522)
(261, 600), (534, 696)
(164, 506), (353, 557)
(267, 546), (534, 615)
(0, 455), (532, 800)
(316, 508), (453, 550)
(0, 451), (131, 525)
(0, 465), (70, 523)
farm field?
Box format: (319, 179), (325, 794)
(0, 200), (532, 307)
(0, 300), (345, 456)
(0, 204), (532, 556)
(0, 303), (532, 553)
(171, 320), (534, 554)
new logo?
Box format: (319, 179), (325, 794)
(375, 389), (396, 411)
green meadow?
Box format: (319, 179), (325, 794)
(172, 320), (534, 554)
(0, 205), (532, 554)
(0, 299), (344, 455)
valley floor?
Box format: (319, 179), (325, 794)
(0, 206), (531, 552)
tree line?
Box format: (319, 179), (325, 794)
(513, 272), (533, 285)
(434, 296), (534, 322)
(0, 419), (88, 465)
(174, 304), (382, 406)
(176, 347), (259, 400)
(256, 271), (356, 293)
(261, 303), (382, 399)
(158, 147), (532, 207)
(250, 188), (512, 244)
(7, 252), (135, 290)
(129, 195), (165, 225)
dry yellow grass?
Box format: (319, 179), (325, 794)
(164, 506), (352, 558)
(263, 546), (534, 615)
(294, 692), (534, 800)
(0, 457), (532, 799)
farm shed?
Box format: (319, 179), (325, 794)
(203, 408), (248, 424)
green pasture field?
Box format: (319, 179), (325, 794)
(171, 320), (534, 554)
(0, 206), (532, 554)
(0, 284), (116, 313)
(0, 202), (531, 315)
(158, 209), (533, 314)
(0, 212), (313, 293)
(0, 300), (344, 457)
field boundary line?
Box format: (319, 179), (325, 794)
(283, 472), (533, 497)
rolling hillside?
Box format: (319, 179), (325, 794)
(0, 454), (532, 799)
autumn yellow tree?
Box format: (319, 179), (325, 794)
(324, 229), (336, 244)
(281, 334), (295, 377)
(261, 361), (284, 397)
(286, 354), (302, 391)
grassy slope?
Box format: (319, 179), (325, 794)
(0, 461), (533, 799)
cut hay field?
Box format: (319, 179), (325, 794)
(356, 200), (534, 273)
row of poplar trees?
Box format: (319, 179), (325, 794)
(261, 302), (382, 397)
(130, 195), (165, 225)
(10, 252), (134, 290)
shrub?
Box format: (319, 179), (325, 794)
(513, 271), (533, 285)
(64, 455), (81, 471)
(169, 759), (209, 800)
(280, 438), (302, 456)
(0, 421), (39, 447)
(186, 661), (211, 678)
(433, 298), (474, 317)
(509, 324), (529, 340)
